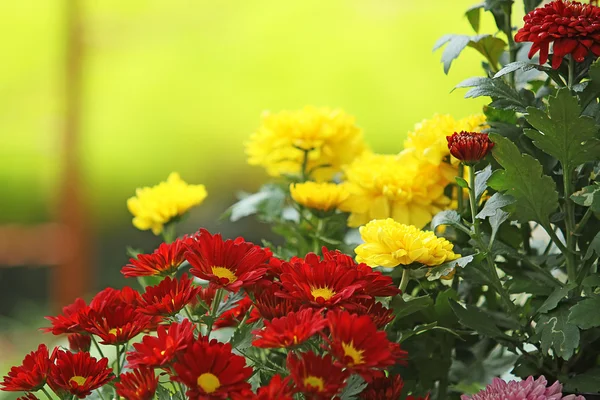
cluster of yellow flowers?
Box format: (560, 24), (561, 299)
(245, 106), (368, 181)
(127, 172), (207, 235)
(289, 182), (349, 213)
(355, 218), (460, 268)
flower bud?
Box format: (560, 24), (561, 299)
(446, 131), (494, 165)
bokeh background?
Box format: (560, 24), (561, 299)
(0, 0), (490, 387)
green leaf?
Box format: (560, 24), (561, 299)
(430, 210), (468, 233)
(390, 295), (433, 319)
(584, 231), (600, 261)
(536, 308), (580, 360)
(474, 165), (493, 201)
(467, 35), (506, 70)
(565, 368), (600, 393)
(476, 192), (515, 219)
(230, 321), (257, 351)
(571, 183), (600, 212)
(484, 0), (512, 10)
(465, 4), (483, 33)
(525, 89), (600, 170)
(582, 274), (600, 288)
(222, 184), (286, 222)
(524, 0), (543, 13)
(433, 34), (472, 74)
(427, 255), (474, 281)
(455, 176), (469, 189)
(455, 77), (528, 111)
(537, 283), (577, 314)
(568, 297), (600, 329)
(449, 299), (515, 340)
(493, 61), (555, 79)
(434, 34), (505, 74)
(487, 134), (559, 225)
(435, 288), (458, 325)
(339, 375), (367, 400)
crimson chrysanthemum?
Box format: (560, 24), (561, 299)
(287, 351), (349, 400)
(68, 334), (91, 353)
(80, 304), (153, 345)
(231, 375), (295, 400)
(127, 319), (195, 369)
(121, 236), (192, 277)
(0, 344), (50, 392)
(172, 337), (253, 399)
(89, 286), (144, 311)
(251, 283), (301, 321)
(185, 229), (271, 292)
(515, 0), (600, 69)
(17, 394), (39, 400)
(350, 298), (395, 329)
(461, 376), (584, 400)
(360, 374), (404, 400)
(43, 298), (88, 335)
(48, 350), (113, 399)
(214, 295), (253, 329)
(325, 311), (396, 376)
(115, 368), (159, 400)
(138, 274), (200, 316)
(252, 308), (327, 348)
(446, 131), (494, 164)
(278, 253), (367, 309)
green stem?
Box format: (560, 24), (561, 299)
(575, 207), (593, 234)
(115, 345), (122, 375)
(162, 223), (176, 244)
(457, 164), (464, 214)
(300, 148), (312, 181)
(562, 167), (577, 284)
(183, 306), (196, 323)
(41, 387), (54, 400)
(90, 335), (105, 358)
(96, 388), (107, 400)
(399, 268), (411, 293)
(503, 3), (517, 86)
(312, 218), (324, 255)
(542, 223), (569, 254)
(436, 364), (449, 400)
(206, 288), (224, 338)
(568, 56), (575, 89)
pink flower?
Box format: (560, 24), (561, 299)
(461, 376), (585, 400)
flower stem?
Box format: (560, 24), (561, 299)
(312, 218), (324, 255)
(457, 164), (465, 213)
(41, 387), (54, 400)
(399, 268), (410, 293)
(575, 207), (593, 234)
(568, 56), (575, 89)
(162, 223), (176, 244)
(115, 345), (122, 375)
(503, 2), (517, 86)
(206, 288), (224, 338)
(90, 335), (105, 358)
(562, 166), (577, 284)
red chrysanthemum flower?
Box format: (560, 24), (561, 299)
(89, 287), (143, 311)
(43, 298), (89, 335)
(350, 298), (395, 329)
(48, 350), (113, 399)
(171, 337), (253, 399)
(251, 283), (301, 321)
(446, 132), (494, 165)
(0, 344), (50, 392)
(324, 311), (395, 376)
(389, 342), (409, 366)
(127, 319), (195, 369)
(189, 285), (218, 316)
(214, 295), (253, 329)
(360, 374), (405, 400)
(287, 351), (349, 400)
(138, 274), (200, 317)
(252, 308), (327, 348)
(264, 256), (286, 279)
(68, 334), (91, 353)
(231, 375), (295, 400)
(278, 253), (367, 309)
(515, 0), (600, 69)
(354, 263), (400, 297)
(121, 236), (192, 277)
(115, 368), (159, 400)
(185, 229), (271, 292)
(79, 305), (153, 345)
(17, 394), (39, 400)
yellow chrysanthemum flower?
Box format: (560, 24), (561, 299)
(127, 172), (207, 235)
(355, 218), (460, 268)
(245, 106), (368, 181)
(338, 153), (451, 228)
(290, 182), (350, 212)
(399, 113), (488, 168)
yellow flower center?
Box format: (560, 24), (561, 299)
(211, 266), (237, 284)
(197, 372), (221, 394)
(70, 376), (87, 386)
(342, 341), (365, 366)
(310, 286), (335, 301)
(108, 327), (122, 336)
(303, 375), (325, 391)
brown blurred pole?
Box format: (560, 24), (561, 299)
(54, 0), (90, 308)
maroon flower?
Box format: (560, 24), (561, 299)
(115, 368), (159, 400)
(68, 334), (91, 353)
(446, 131), (494, 164)
(121, 236), (192, 277)
(515, 0), (600, 69)
(138, 274), (200, 317)
(48, 350), (113, 399)
(252, 283), (301, 321)
(0, 344), (50, 392)
(360, 374), (404, 400)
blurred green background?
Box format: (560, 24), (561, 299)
(0, 0), (489, 384)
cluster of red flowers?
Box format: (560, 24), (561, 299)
(2, 229), (424, 400)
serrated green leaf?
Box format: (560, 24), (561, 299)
(474, 164), (493, 201)
(525, 89), (600, 170)
(449, 299), (515, 340)
(476, 192), (515, 219)
(433, 34), (472, 74)
(467, 35), (506, 69)
(465, 4), (483, 33)
(493, 61), (554, 79)
(572, 183), (600, 212)
(455, 77), (528, 111)
(390, 295), (433, 319)
(569, 297), (600, 329)
(427, 255), (474, 281)
(537, 283), (577, 314)
(487, 134), (559, 225)
(230, 321), (258, 351)
(536, 308), (580, 360)
(430, 210), (467, 233)
(565, 368), (600, 393)
(339, 375), (367, 400)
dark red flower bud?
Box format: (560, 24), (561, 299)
(446, 131), (494, 164)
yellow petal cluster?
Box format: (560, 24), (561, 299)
(245, 106), (368, 181)
(338, 153), (451, 228)
(355, 218), (460, 268)
(290, 182), (350, 212)
(127, 172), (207, 235)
